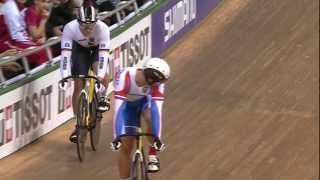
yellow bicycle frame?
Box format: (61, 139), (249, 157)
(86, 69), (95, 126)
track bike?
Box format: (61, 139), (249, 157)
(113, 127), (163, 180)
(59, 72), (104, 162)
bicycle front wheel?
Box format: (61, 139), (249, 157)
(76, 92), (88, 162)
(130, 152), (148, 180)
(89, 91), (102, 151)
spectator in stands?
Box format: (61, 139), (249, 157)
(0, 49), (24, 79)
(121, 0), (148, 17)
(25, 0), (50, 43)
(46, 0), (77, 56)
(73, 0), (83, 7)
(1, 0), (48, 69)
(0, 9), (12, 53)
(96, 0), (119, 11)
(95, 0), (119, 25)
(136, 0), (147, 7)
(0, 49), (19, 57)
(0, 7), (23, 79)
(1, 0), (29, 43)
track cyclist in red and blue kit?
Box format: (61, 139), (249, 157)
(110, 58), (170, 180)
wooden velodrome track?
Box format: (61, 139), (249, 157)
(0, 0), (318, 179)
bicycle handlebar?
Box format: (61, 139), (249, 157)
(59, 75), (102, 88)
(115, 133), (162, 144)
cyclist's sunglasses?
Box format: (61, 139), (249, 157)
(145, 68), (166, 84)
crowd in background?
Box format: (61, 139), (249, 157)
(0, 0), (150, 80)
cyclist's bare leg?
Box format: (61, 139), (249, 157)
(142, 109), (154, 144)
(142, 108), (161, 172)
(92, 61), (109, 88)
(72, 78), (84, 115)
(119, 137), (135, 178)
(92, 62), (110, 111)
(68, 78), (84, 142)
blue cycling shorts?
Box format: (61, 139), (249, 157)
(115, 97), (150, 136)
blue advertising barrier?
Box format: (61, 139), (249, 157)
(198, 0), (221, 20)
(152, 0), (221, 56)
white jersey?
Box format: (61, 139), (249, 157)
(1, 0), (30, 42)
(60, 19), (110, 78)
(114, 67), (165, 102)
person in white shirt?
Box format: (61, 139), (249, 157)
(60, 5), (111, 143)
(1, 0), (29, 42)
(1, 0), (48, 68)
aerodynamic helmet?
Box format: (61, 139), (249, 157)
(143, 58), (170, 84)
(77, 5), (97, 24)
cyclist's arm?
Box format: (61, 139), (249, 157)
(150, 84), (165, 139)
(97, 23), (111, 79)
(60, 25), (73, 78)
(113, 70), (131, 138)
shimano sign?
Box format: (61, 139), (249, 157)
(164, 0), (197, 42)
(152, 0), (221, 56)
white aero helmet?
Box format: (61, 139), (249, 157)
(143, 58), (170, 84)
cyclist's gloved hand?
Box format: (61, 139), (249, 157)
(59, 80), (68, 90)
(95, 82), (104, 92)
(106, 97), (111, 111)
(153, 140), (166, 152)
(110, 139), (121, 151)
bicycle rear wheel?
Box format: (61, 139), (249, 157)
(89, 92), (102, 151)
(130, 152), (148, 180)
(76, 92), (88, 162)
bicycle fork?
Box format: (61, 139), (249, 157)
(83, 78), (95, 127)
(80, 89), (90, 127)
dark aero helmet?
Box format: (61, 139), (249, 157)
(77, 5), (98, 24)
